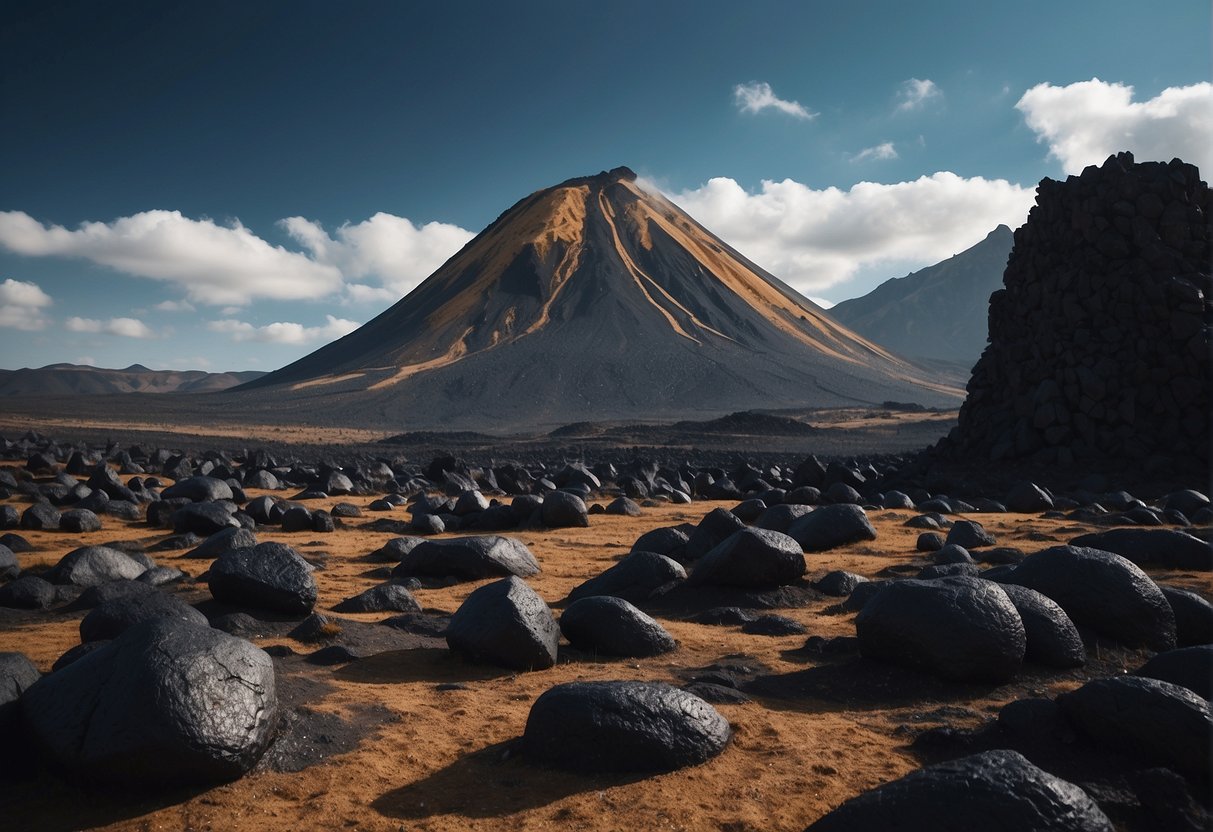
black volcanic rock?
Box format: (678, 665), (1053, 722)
(945, 153), (1210, 467)
(231, 167), (959, 430)
(804, 749), (1112, 832)
(20, 618), (277, 786)
(1069, 528), (1212, 571)
(446, 576), (559, 670)
(565, 550), (686, 605)
(689, 528), (806, 588)
(559, 596), (676, 657)
(828, 225), (1014, 366)
(855, 576), (1025, 682)
(207, 542), (317, 616)
(522, 680), (730, 773)
(1007, 545), (1176, 651)
(787, 504), (877, 551)
(1136, 645), (1213, 699)
(392, 535), (540, 581)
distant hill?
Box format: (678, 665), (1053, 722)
(0, 363), (265, 395)
(828, 225), (1014, 367)
(234, 165), (961, 430)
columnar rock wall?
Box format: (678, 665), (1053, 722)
(946, 152), (1210, 466)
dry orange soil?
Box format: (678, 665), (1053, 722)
(1, 490), (1208, 832)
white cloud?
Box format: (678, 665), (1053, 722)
(0, 210), (344, 306)
(207, 314), (360, 345)
(280, 213), (474, 299)
(76, 355), (96, 366)
(344, 283), (402, 306)
(897, 78), (942, 112)
(0, 277), (53, 330)
(154, 299), (195, 313)
(733, 82), (816, 119)
(65, 316), (156, 338)
(1016, 78), (1213, 175)
(669, 172), (1034, 292)
(808, 296), (835, 309)
(851, 142), (898, 163)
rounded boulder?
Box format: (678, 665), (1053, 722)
(523, 681), (730, 773)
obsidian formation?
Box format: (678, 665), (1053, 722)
(945, 152), (1210, 466)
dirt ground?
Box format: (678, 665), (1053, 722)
(1, 487), (1209, 832)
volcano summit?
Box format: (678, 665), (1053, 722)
(238, 167), (961, 429)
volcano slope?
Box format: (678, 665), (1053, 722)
(233, 167), (960, 430)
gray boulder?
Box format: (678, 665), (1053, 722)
(208, 542), (317, 616)
(80, 591), (209, 642)
(21, 618), (277, 786)
(0, 575), (56, 609)
(946, 520), (996, 549)
(50, 546), (146, 586)
(59, 508), (102, 533)
(540, 491), (589, 528)
(522, 681), (730, 773)
(0, 543), (17, 581)
(393, 535), (540, 581)
(332, 583), (421, 613)
(446, 576), (559, 670)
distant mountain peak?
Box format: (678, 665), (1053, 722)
(828, 226), (1015, 367)
(235, 167), (961, 428)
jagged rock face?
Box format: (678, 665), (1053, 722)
(237, 167), (960, 429)
(947, 152), (1210, 465)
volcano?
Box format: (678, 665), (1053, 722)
(238, 167), (962, 429)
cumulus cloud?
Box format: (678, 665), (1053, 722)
(280, 213), (474, 300)
(0, 210), (343, 307)
(65, 316), (156, 338)
(1016, 78), (1213, 175)
(668, 172), (1034, 292)
(0, 277), (53, 330)
(207, 314), (360, 345)
(154, 299), (195, 313)
(851, 142), (898, 163)
(897, 78), (942, 112)
(733, 82), (816, 119)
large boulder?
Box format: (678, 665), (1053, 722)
(0, 575), (56, 609)
(689, 528), (805, 588)
(364, 536), (426, 563)
(522, 681), (730, 773)
(20, 618), (277, 786)
(787, 505), (877, 552)
(540, 491), (589, 528)
(171, 501), (240, 536)
(684, 509), (746, 560)
(565, 550), (686, 605)
(393, 535), (540, 581)
(445, 577), (559, 671)
(59, 508), (102, 534)
(184, 526), (257, 560)
(332, 583), (421, 614)
(80, 591), (209, 642)
(559, 596), (676, 657)
(0, 543), (18, 581)
(945, 520), (996, 549)
(630, 526), (689, 558)
(856, 577), (1026, 682)
(0, 652), (40, 742)
(996, 583), (1085, 668)
(1007, 545), (1176, 651)
(1006, 481), (1054, 513)
(207, 542), (317, 616)
(1136, 645), (1213, 700)
(161, 476), (234, 503)
(50, 546), (146, 587)
(20, 503), (61, 531)
(754, 503), (813, 534)
(1069, 529), (1211, 571)
(805, 749), (1112, 831)
(1160, 586), (1213, 646)
(1058, 676), (1212, 781)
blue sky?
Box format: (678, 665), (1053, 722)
(1, 1), (1209, 371)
